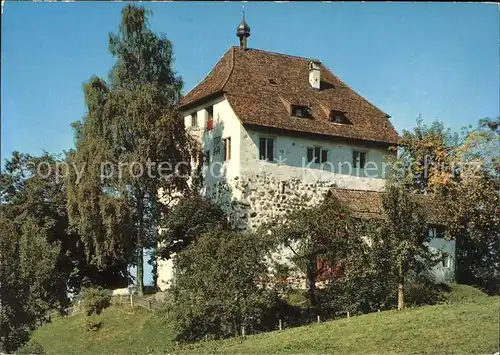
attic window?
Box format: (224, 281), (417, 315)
(268, 78), (277, 85)
(291, 105), (308, 118)
(330, 111), (347, 124)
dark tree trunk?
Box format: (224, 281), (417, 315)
(137, 247), (144, 296)
(136, 193), (144, 296)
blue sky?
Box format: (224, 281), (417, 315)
(2, 2), (499, 163)
(1, 2), (498, 284)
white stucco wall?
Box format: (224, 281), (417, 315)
(158, 97), (245, 289)
(240, 128), (390, 189)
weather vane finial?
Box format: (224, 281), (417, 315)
(236, 7), (251, 50)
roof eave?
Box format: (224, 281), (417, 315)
(177, 90), (225, 111)
(241, 122), (399, 146)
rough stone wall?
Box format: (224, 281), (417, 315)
(201, 173), (348, 289)
(203, 173), (339, 232)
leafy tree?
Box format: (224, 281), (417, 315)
(452, 117), (499, 177)
(267, 197), (356, 311)
(381, 168), (436, 310)
(0, 153), (65, 352)
(438, 169), (499, 294)
(401, 117), (500, 295)
(164, 226), (279, 342)
(67, 5), (192, 295)
(0, 152), (128, 352)
(158, 193), (227, 260)
(319, 217), (397, 316)
(398, 116), (460, 193)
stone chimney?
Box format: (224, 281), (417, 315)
(309, 60), (321, 89)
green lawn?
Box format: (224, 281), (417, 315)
(32, 304), (173, 354)
(32, 285), (500, 354)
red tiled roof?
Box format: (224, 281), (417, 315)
(179, 46), (399, 145)
(327, 188), (445, 225)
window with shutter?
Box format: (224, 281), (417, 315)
(314, 147), (321, 163)
(353, 151), (367, 168)
(321, 150), (328, 163)
(307, 148), (314, 163)
(307, 147), (328, 164)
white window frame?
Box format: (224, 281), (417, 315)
(259, 136), (276, 162)
(223, 137), (231, 162)
(191, 112), (198, 127)
(353, 150), (367, 169)
(307, 146), (328, 164)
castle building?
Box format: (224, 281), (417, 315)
(157, 15), (455, 290)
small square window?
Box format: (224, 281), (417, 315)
(330, 111), (347, 124)
(292, 105), (308, 118)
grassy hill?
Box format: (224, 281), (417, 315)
(31, 284), (499, 354)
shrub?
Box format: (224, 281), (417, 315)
(404, 277), (449, 307)
(320, 274), (396, 317)
(81, 287), (111, 317)
(16, 339), (45, 354)
(162, 226), (280, 342)
(79, 286), (111, 332)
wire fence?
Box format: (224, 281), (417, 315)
(45, 293), (164, 322)
(45, 293), (355, 338)
(112, 294), (164, 312)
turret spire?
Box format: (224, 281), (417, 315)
(236, 11), (250, 50)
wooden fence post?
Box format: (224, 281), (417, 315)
(148, 300), (152, 311)
(241, 326), (246, 337)
(278, 319), (282, 331)
(347, 311), (350, 318)
(317, 315), (320, 323)
(130, 294), (133, 308)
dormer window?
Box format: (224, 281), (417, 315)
(292, 105), (308, 118)
(330, 111), (347, 124)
